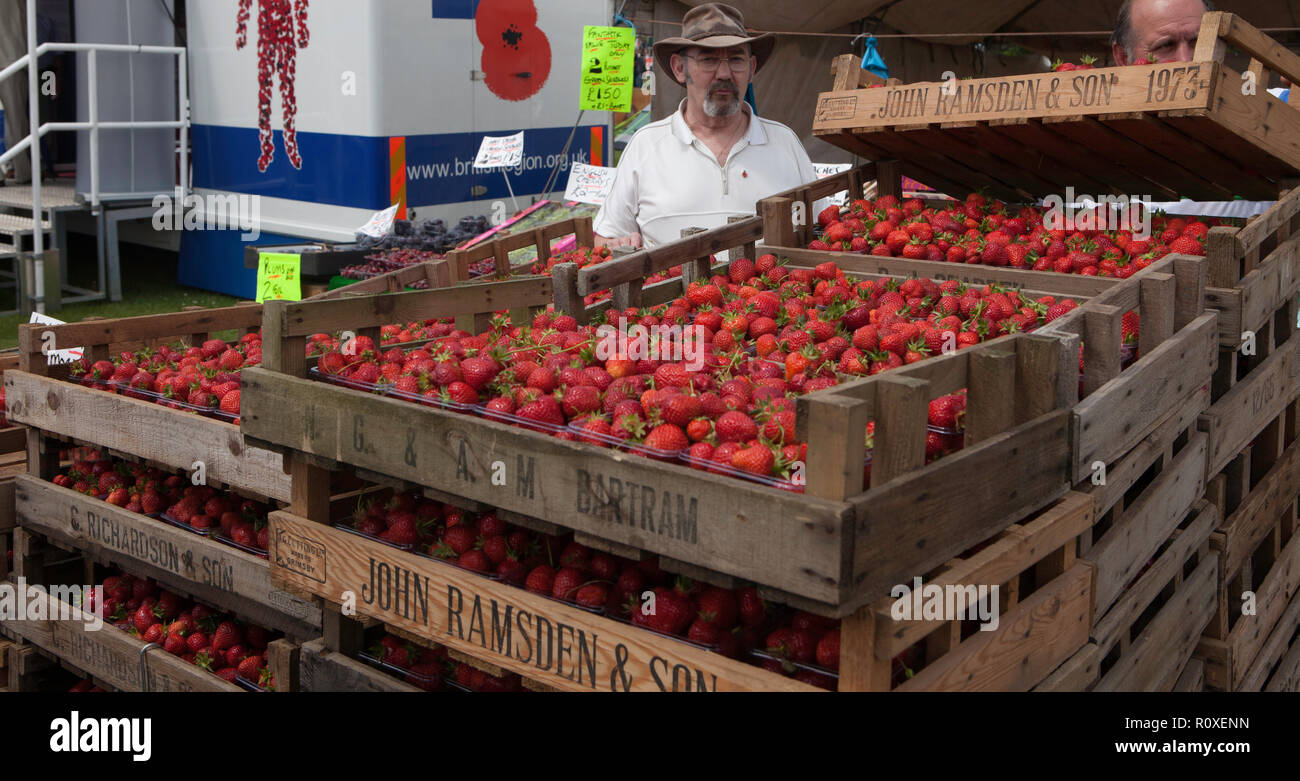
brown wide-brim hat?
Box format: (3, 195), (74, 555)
(654, 3), (775, 86)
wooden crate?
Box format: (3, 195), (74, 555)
(6, 303), (291, 502)
(853, 492), (1094, 691)
(812, 12), (1300, 203)
(0, 583), (241, 692)
(755, 197), (1218, 488)
(242, 272), (1076, 617)
(1035, 500), (1218, 691)
(12, 470), (321, 639)
(269, 509), (818, 692)
(1205, 188), (1300, 352)
(446, 215), (595, 283)
(1195, 428), (1300, 690)
(1201, 327), (1300, 485)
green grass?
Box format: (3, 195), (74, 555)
(0, 239), (240, 350)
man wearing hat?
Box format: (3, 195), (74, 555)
(594, 3), (817, 250)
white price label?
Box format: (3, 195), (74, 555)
(473, 132), (525, 170)
(563, 163), (617, 205)
(29, 312), (85, 366)
(813, 163), (852, 179)
(356, 204), (399, 238)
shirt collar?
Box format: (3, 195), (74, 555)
(670, 98), (768, 147)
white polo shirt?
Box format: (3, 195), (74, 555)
(594, 100), (817, 249)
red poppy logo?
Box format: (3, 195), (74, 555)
(476, 0), (551, 101)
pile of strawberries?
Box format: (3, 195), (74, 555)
(51, 456), (274, 553)
(314, 257), (1069, 485)
(88, 570), (278, 688)
(71, 335), (260, 422)
(68, 679), (107, 692)
(808, 193), (1217, 278)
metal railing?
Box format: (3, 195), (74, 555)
(0, 0), (189, 312)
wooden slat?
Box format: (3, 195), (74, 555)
(1206, 65), (1300, 173)
(872, 491), (1093, 654)
(1238, 588), (1300, 692)
(1095, 555), (1218, 691)
(15, 303), (264, 368)
(852, 410), (1070, 605)
(578, 218), (762, 294)
(4, 371), (290, 502)
(1084, 433), (1208, 616)
(278, 277), (553, 338)
(1199, 329), (1300, 477)
(1212, 12), (1300, 88)
(1091, 501), (1216, 658)
(1101, 112), (1274, 198)
(812, 63), (1213, 131)
(988, 118), (1165, 199)
(896, 562), (1092, 691)
(269, 511), (818, 692)
(15, 475), (320, 636)
(1033, 642), (1100, 691)
(1072, 311), (1218, 483)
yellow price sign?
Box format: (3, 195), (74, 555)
(256, 252), (302, 303)
(580, 25), (635, 112)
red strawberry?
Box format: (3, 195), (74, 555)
(695, 586), (739, 630)
(236, 655), (264, 681)
(525, 565), (555, 595)
(551, 567), (586, 601)
(816, 628), (841, 671)
(737, 586), (767, 627)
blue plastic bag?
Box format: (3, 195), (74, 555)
(861, 36), (889, 80)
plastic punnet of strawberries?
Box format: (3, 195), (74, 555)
(89, 570), (278, 689)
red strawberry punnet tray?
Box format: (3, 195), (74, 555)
(356, 648), (452, 691)
(107, 380), (239, 423)
(309, 366), (478, 413)
(151, 511), (216, 538)
(334, 520), (418, 552)
(214, 531), (268, 559)
(567, 421), (685, 461)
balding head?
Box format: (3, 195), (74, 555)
(1112, 0), (1214, 65)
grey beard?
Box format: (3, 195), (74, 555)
(703, 93), (742, 117)
(685, 72), (742, 117)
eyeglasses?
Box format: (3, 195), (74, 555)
(685, 54), (751, 73)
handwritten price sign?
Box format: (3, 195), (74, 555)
(472, 132), (525, 170)
(563, 163), (617, 205)
(580, 25), (634, 112)
(256, 252), (302, 303)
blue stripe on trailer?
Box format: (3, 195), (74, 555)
(191, 124), (609, 209)
(191, 125), (391, 210)
(431, 0), (480, 18)
(178, 228), (302, 299)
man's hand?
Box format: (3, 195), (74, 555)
(595, 232), (643, 250)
